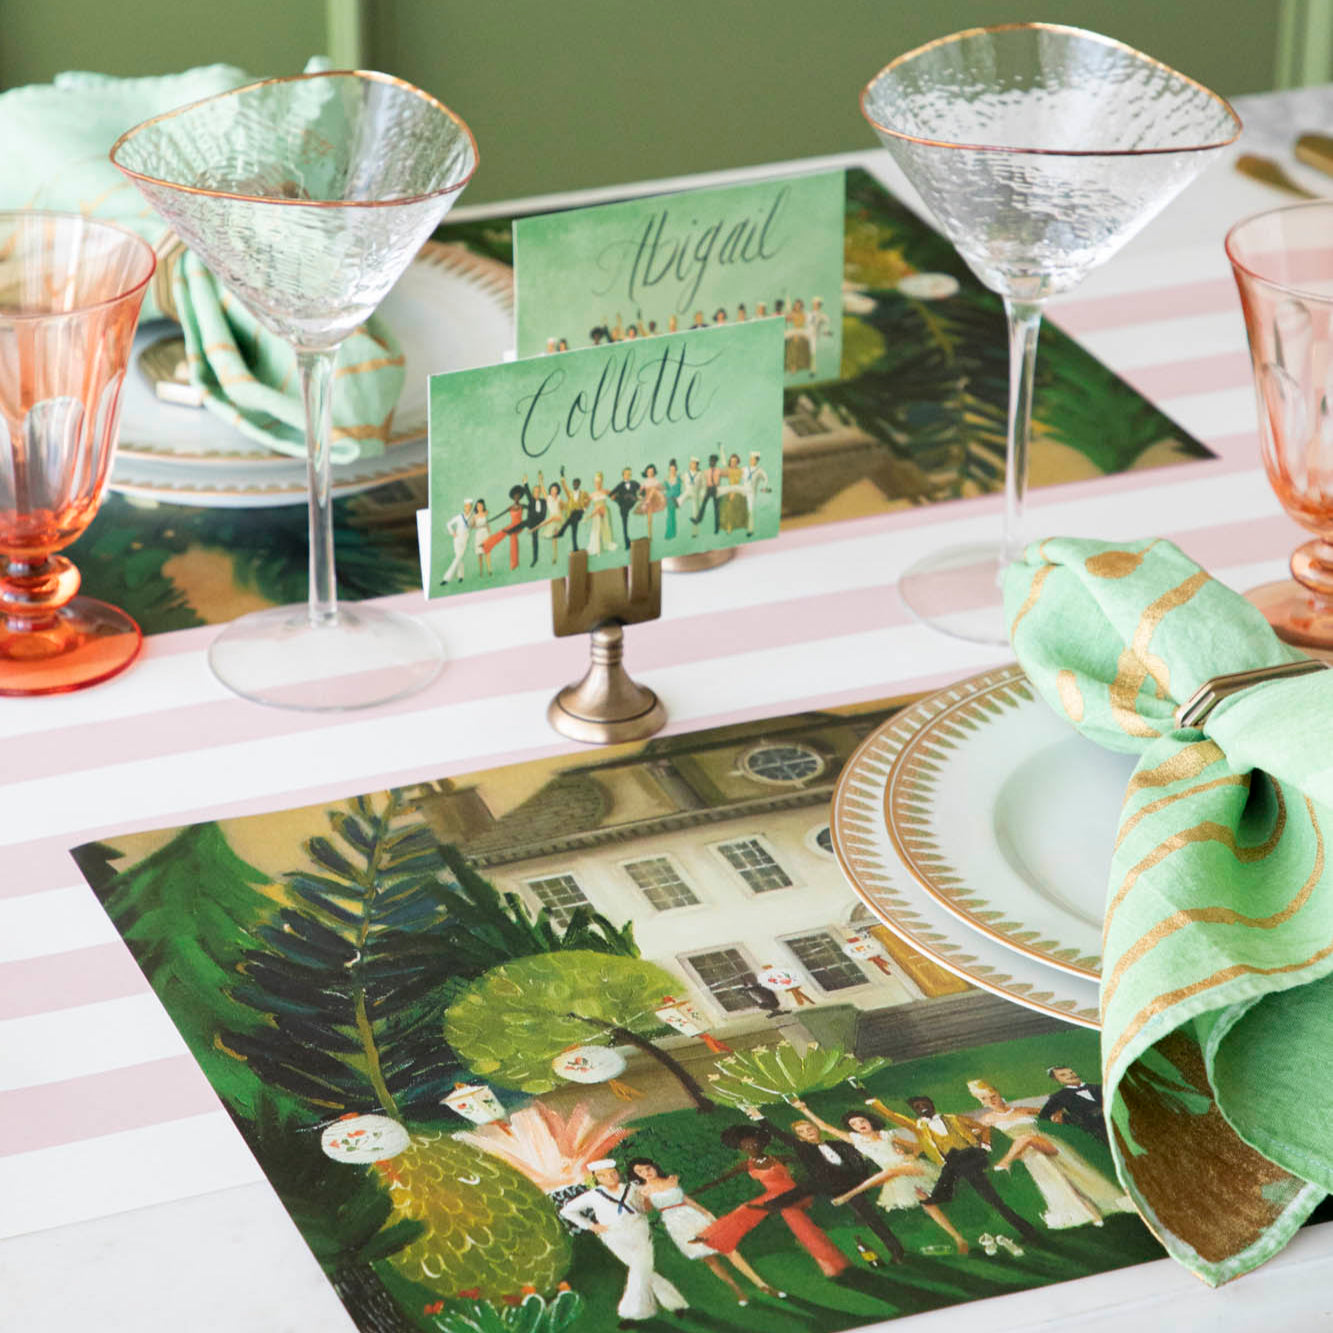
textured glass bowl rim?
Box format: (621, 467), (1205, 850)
(860, 22), (1241, 158)
(109, 69), (479, 209)
(1225, 200), (1333, 304)
(0, 209), (157, 322)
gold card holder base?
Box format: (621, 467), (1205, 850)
(661, 547), (736, 574)
(548, 538), (666, 745)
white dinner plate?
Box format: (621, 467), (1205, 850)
(831, 689), (1104, 1029)
(109, 241), (513, 507)
(881, 666), (1137, 980)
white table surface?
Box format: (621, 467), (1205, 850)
(5, 84), (1333, 1332)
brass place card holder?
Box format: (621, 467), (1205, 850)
(548, 538), (666, 744)
(661, 548), (735, 573)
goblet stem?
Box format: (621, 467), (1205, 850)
(299, 348), (340, 629)
(1000, 299), (1044, 571)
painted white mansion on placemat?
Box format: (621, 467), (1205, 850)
(404, 704), (1067, 1064)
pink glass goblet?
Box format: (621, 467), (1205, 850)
(0, 213), (156, 694)
(1228, 201), (1333, 650)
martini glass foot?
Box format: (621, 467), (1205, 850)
(1244, 579), (1333, 657)
(898, 542), (1011, 646)
(207, 604), (443, 711)
(0, 598), (142, 696)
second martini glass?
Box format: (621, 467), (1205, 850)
(862, 25), (1239, 644)
(112, 71), (477, 709)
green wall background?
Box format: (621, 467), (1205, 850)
(0, 1), (1289, 205)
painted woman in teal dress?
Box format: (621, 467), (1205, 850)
(664, 458), (683, 541)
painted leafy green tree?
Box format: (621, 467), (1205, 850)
(705, 1041), (890, 1109)
(243, 1096), (426, 1333)
(380, 1131), (571, 1303)
(81, 822), (284, 1121)
(224, 791), (467, 1119)
(446, 951), (717, 1113)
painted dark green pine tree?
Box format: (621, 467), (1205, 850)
(223, 796), (645, 1121)
(224, 792), (468, 1120)
(84, 822), (285, 1121)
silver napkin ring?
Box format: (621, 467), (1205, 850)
(1174, 659), (1328, 730)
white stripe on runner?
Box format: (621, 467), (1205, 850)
(0, 994), (188, 1092)
(0, 1112), (263, 1241)
(0, 888), (121, 963)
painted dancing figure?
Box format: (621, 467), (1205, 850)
(693, 1124), (849, 1278)
(692, 453), (723, 535)
(628, 1158), (784, 1306)
(873, 1096), (1039, 1243)
(559, 1160), (688, 1325)
(556, 477), (588, 553)
(608, 467), (641, 549)
(1040, 1066), (1109, 1146)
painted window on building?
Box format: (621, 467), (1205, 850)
(810, 824), (834, 856)
(685, 947), (763, 1012)
(525, 873), (591, 927)
(716, 836), (794, 893)
(623, 856), (700, 911)
(740, 743), (825, 785)
(784, 929), (869, 991)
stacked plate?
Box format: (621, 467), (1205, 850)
(110, 242), (514, 507)
(832, 665), (1136, 1028)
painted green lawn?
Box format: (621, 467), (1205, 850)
(380, 1031), (1166, 1332)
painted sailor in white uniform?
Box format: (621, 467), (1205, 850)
(559, 1158), (688, 1323)
(442, 498), (474, 584)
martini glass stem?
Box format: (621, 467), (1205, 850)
(1001, 298), (1044, 571)
(300, 347), (340, 629)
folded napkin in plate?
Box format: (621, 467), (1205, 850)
(1007, 536), (1333, 1285)
(0, 63), (403, 463)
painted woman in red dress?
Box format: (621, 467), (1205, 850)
(481, 484), (526, 572)
(691, 1123), (849, 1277)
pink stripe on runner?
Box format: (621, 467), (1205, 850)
(1120, 352), (1253, 403)
(0, 944), (148, 1018)
(0, 1056), (221, 1158)
(4, 584), (913, 789)
(1048, 277), (1238, 335)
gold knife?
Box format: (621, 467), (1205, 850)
(1235, 153), (1319, 198)
(1295, 132), (1333, 179)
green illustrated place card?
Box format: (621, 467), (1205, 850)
(514, 171), (843, 385)
(427, 320), (784, 597)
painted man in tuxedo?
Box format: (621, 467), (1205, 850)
(744, 1108), (905, 1261)
(608, 467), (641, 549)
(1039, 1066), (1108, 1146)
(691, 453), (723, 534)
(521, 479), (547, 567)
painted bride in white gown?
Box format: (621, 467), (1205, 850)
(967, 1080), (1134, 1229)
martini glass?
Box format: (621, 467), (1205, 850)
(862, 24), (1239, 644)
(111, 71), (477, 709)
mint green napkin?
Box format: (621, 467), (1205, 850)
(1007, 536), (1332, 1285)
(0, 63), (403, 462)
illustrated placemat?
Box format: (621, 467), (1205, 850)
(72, 696), (1169, 1332)
(78, 168), (1213, 634)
